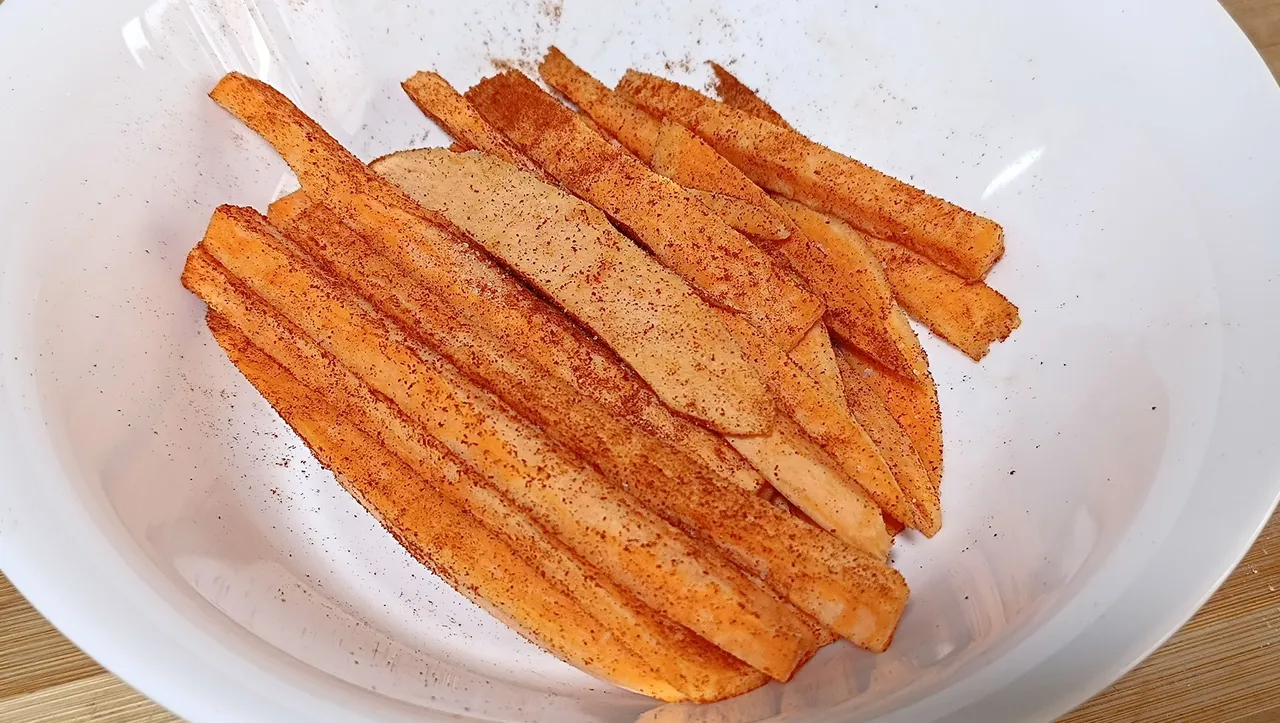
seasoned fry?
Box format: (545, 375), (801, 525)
(727, 419), (891, 561)
(696, 69), (1020, 360)
(271, 192), (909, 651)
(401, 70), (552, 182)
(272, 196), (766, 497)
(648, 116), (771, 212)
(789, 321), (846, 407)
(535, 52), (927, 378)
(684, 187), (790, 241)
(835, 349), (941, 536)
(838, 344), (944, 495)
(368, 149), (895, 553)
(209, 70), (768, 436)
(541, 46), (660, 161)
(709, 61), (794, 130)
(862, 234), (1020, 361)
(464, 69), (823, 348)
(720, 312), (914, 537)
(645, 97), (930, 379)
(617, 70), (1005, 281)
(540, 55), (785, 242)
(191, 256), (768, 701)
(196, 205), (819, 680)
(774, 196), (929, 378)
(206, 316), (689, 701)
(370, 148), (774, 436)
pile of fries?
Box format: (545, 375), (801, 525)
(183, 50), (1019, 703)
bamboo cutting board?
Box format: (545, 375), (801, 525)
(1, 2), (1278, 721)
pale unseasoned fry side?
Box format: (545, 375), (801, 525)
(720, 312), (915, 534)
(209, 71), (768, 437)
(709, 61), (794, 130)
(838, 344), (944, 495)
(648, 113), (927, 379)
(401, 71), (552, 182)
(205, 316), (687, 702)
(617, 70), (1005, 281)
(774, 196), (929, 378)
(541, 46), (660, 161)
(862, 234), (1021, 361)
(315, 163), (908, 650)
(464, 69), (823, 348)
(789, 321), (846, 409)
(835, 349), (941, 536)
(685, 188), (790, 240)
(197, 206), (818, 680)
(371, 148), (774, 437)
(188, 253), (767, 701)
(271, 196), (766, 497)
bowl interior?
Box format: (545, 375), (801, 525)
(2, 1), (1278, 722)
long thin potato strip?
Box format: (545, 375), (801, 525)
(463, 69), (823, 349)
(863, 234), (1021, 361)
(617, 70), (1004, 282)
(401, 70), (553, 182)
(189, 253), (769, 700)
(540, 50), (928, 378)
(370, 148), (775, 441)
(838, 344), (944, 497)
(704, 64), (1019, 360)
(205, 314), (686, 701)
(196, 206), (818, 680)
(340, 159), (907, 648)
(836, 349), (941, 535)
(720, 312), (914, 534)
(709, 61), (794, 130)
(209, 71), (768, 436)
(789, 321), (847, 406)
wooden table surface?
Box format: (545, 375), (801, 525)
(3, 2), (1279, 722)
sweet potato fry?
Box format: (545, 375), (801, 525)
(541, 55), (785, 242)
(617, 70), (1005, 281)
(862, 234), (1020, 361)
(789, 321), (846, 407)
(645, 104), (928, 379)
(838, 344), (944, 495)
(720, 312), (915, 537)
(695, 72), (1020, 360)
(269, 195), (909, 651)
(727, 419), (890, 561)
(537, 53), (925, 378)
(191, 254), (769, 701)
(835, 349), (941, 536)
(196, 206), (818, 680)
(463, 69), (823, 348)
(271, 195), (765, 497)
(206, 316), (691, 701)
(370, 148), (774, 436)
(401, 70), (552, 182)
(367, 150), (897, 554)
(209, 70), (768, 436)
(540, 46), (661, 161)
(709, 61), (794, 131)
(774, 196), (929, 378)
(684, 188), (790, 241)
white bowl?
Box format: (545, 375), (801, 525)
(3, 0), (1280, 721)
